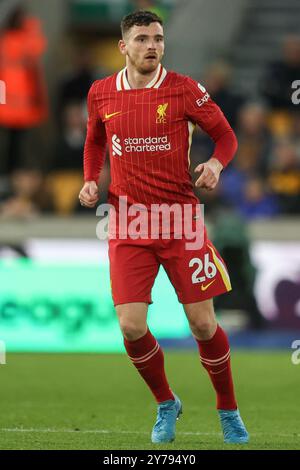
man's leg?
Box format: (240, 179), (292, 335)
(116, 302), (174, 403)
(109, 238), (182, 442)
(184, 299), (237, 410)
(116, 302), (182, 443)
(184, 299), (249, 443)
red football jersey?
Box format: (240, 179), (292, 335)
(84, 64), (237, 215)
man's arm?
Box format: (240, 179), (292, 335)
(194, 119), (238, 190)
(184, 77), (238, 190)
(79, 82), (107, 207)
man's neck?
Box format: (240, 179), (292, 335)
(125, 63), (160, 89)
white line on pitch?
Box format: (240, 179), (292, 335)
(0, 428), (218, 436)
(0, 428), (299, 438)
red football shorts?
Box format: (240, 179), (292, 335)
(108, 229), (232, 306)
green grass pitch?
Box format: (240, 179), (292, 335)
(0, 351), (299, 450)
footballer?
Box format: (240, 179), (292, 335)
(79, 10), (249, 445)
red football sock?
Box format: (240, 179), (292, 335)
(195, 324), (237, 410)
(124, 329), (174, 403)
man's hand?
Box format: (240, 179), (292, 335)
(194, 157), (223, 191)
(78, 181), (99, 208)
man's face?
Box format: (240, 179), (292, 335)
(119, 22), (164, 74)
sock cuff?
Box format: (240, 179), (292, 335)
(195, 324), (230, 360)
(195, 324), (222, 345)
(123, 328), (157, 357)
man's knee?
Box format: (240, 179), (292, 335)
(184, 301), (217, 340)
(119, 318), (147, 341)
(189, 317), (217, 340)
(116, 303), (148, 341)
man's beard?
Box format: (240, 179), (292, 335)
(128, 52), (159, 74)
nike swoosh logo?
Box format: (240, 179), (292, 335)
(104, 111), (122, 120)
(201, 279), (216, 291)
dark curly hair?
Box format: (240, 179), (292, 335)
(121, 10), (163, 38)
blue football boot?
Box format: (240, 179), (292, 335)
(218, 409), (249, 444)
(151, 394), (182, 443)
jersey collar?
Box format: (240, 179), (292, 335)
(116, 63), (167, 91)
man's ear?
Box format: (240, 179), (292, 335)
(118, 39), (127, 56)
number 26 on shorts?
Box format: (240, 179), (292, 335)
(189, 253), (217, 284)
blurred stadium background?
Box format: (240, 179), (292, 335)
(0, 0), (300, 450)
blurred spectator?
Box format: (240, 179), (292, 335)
(238, 176), (279, 220)
(56, 49), (97, 126)
(268, 138), (300, 214)
(204, 61), (245, 129)
(217, 102), (279, 219)
(261, 35), (300, 111)
(220, 170), (279, 220)
(0, 168), (53, 218)
(0, 6), (48, 176)
(47, 102), (85, 215)
(235, 102), (272, 176)
(54, 102), (86, 171)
